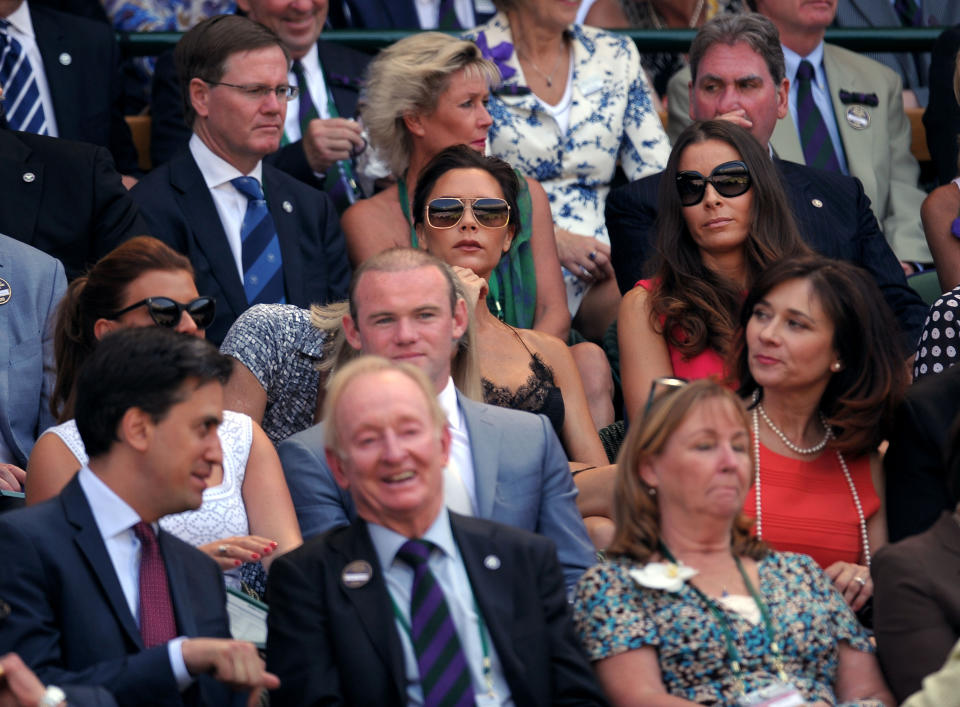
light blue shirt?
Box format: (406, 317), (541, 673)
(783, 42), (850, 175)
(368, 508), (513, 706)
(77, 466), (192, 689)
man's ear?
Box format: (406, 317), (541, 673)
(775, 77), (789, 120)
(342, 313), (363, 351)
(451, 297), (468, 341)
(119, 406), (152, 453)
(687, 80), (695, 121)
(190, 77), (212, 120)
(326, 449), (350, 490)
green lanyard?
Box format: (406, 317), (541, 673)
(658, 544), (789, 694)
(397, 175), (419, 247)
(388, 580), (495, 698)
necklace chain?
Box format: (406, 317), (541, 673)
(752, 409), (871, 567)
(518, 44), (566, 88)
(757, 403), (830, 455)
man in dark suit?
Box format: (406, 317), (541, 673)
(149, 0), (372, 206)
(131, 15), (350, 345)
(277, 248), (596, 592)
(327, 0), (495, 29)
(0, 122), (146, 280)
(0, 328), (279, 706)
(266, 355), (607, 706)
(0, 0), (139, 177)
(606, 12), (927, 350)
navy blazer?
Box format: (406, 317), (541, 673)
(327, 0), (495, 28)
(30, 4), (139, 174)
(0, 235), (65, 467)
(0, 476), (239, 706)
(605, 158), (927, 352)
(129, 149), (350, 345)
(149, 38), (370, 194)
(276, 391), (596, 592)
(266, 514), (608, 707)
(0, 129), (146, 280)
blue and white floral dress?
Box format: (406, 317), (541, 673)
(465, 13), (670, 314)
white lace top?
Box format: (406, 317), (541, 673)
(42, 410), (253, 589)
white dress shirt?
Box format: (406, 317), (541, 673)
(437, 378), (477, 515)
(2, 1), (59, 136)
(76, 466), (192, 689)
(368, 507), (513, 705)
(283, 42), (332, 143)
(783, 42), (850, 176)
(188, 133), (265, 281)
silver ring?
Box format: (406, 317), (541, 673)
(580, 265), (591, 277)
(588, 250), (597, 261)
(855, 576), (867, 586)
(218, 545), (228, 556)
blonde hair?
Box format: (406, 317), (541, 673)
(362, 32), (500, 175)
(607, 379), (769, 562)
(323, 356), (447, 457)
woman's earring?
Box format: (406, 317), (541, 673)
(831, 361), (842, 372)
(647, 487), (657, 496)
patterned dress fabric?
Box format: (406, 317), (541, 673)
(573, 552), (873, 705)
(220, 303), (330, 445)
(43, 411), (254, 591)
(914, 285), (960, 381)
(465, 13), (670, 313)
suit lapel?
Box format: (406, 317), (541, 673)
(261, 168), (303, 306)
(168, 154), (248, 317)
(457, 394), (501, 519)
(823, 45), (870, 176)
(159, 530), (198, 637)
(329, 521), (407, 696)
(770, 112), (804, 165)
(61, 477), (143, 649)
(0, 131), (43, 246)
(31, 8), (76, 140)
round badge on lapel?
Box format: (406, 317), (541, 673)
(22, 172), (35, 183)
(811, 199), (824, 209)
(845, 105), (870, 130)
(0, 277), (11, 305)
(341, 560), (373, 588)
(282, 201), (293, 213)
(59, 52), (72, 66)
(483, 554), (501, 570)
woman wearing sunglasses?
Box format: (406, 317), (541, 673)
(25, 237), (301, 597)
(618, 120), (810, 421)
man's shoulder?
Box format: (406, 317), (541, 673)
(279, 420), (327, 455)
(824, 42), (900, 85)
(451, 512), (555, 555)
(459, 395), (551, 431)
(777, 157), (862, 196)
(609, 170), (662, 205)
(0, 231), (62, 271)
(316, 38), (371, 77)
(262, 162), (332, 207)
(0, 494), (69, 540)
(8, 129), (105, 163)
(31, 4), (114, 44)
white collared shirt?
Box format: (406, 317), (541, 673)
(368, 508), (513, 705)
(76, 466), (192, 689)
(783, 42), (850, 175)
(283, 42), (332, 143)
(414, 0), (475, 29)
(2, 1), (59, 136)
(188, 133), (265, 281)
(437, 378), (477, 514)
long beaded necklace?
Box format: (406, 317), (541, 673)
(751, 408), (871, 567)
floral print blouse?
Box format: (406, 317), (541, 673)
(464, 13), (670, 311)
(573, 552), (873, 705)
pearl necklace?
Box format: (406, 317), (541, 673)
(756, 403), (830, 455)
(751, 409), (871, 567)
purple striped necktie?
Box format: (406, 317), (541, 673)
(795, 59), (841, 173)
(437, 0), (462, 30)
(893, 0), (923, 26)
(396, 539), (475, 707)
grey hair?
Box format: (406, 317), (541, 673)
(689, 13), (785, 86)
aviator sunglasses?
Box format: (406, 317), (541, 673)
(676, 160), (752, 206)
(110, 296), (217, 330)
(426, 197), (511, 229)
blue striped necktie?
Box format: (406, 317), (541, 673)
(230, 176), (286, 306)
(396, 539), (475, 707)
(795, 60), (841, 172)
(0, 19), (48, 134)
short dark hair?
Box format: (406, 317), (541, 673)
(689, 13), (785, 86)
(733, 255), (909, 457)
(174, 14), (290, 127)
(411, 145), (522, 234)
(75, 328), (234, 458)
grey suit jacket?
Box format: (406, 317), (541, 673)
(277, 390), (595, 591)
(0, 234), (65, 467)
(667, 44), (929, 262)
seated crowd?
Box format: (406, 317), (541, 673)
(6, 1), (960, 705)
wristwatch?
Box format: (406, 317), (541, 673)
(38, 684), (66, 707)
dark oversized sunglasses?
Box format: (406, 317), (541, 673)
(110, 296), (216, 330)
(676, 160), (752, 206)
(426, 197), (511, 229)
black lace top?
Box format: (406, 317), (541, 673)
(481, 329), (565, 436)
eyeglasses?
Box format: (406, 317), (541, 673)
(110, 296), (217, 330)
(643, 377), (689, 418)
(425, 197), (511, 229)
(203, 80), (300, 102)
(676, 160), (752, 206)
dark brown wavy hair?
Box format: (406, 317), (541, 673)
(607, 379), (769, 562)
(52, 237), (194, 421)
(732, 255), (909, 457)
(649, 120), (810, 359)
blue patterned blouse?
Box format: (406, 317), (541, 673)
(573, 551), (873, 705)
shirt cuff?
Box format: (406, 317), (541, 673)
(169, 636), (194, 691)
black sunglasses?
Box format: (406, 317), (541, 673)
(426, 197), (511, 229)
(676, 160), (752, 206)
(110, 296), (216, 330)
